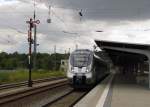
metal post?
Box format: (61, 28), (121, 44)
(26, 18), (40, 87)
(75, 44), (78, 50)
(28, 18), (33, 87)
(54, 45), (56, 70)
(69, 48), (70, 54)
(33, 25), (37, 70)
(33, 2), (37, 70)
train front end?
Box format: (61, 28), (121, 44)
(67, 49), (94, 87)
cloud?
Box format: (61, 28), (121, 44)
(41, 0), (150, 21)
(0, 0), (150, 53)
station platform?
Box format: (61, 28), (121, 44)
(75, 73), (150, 107)
(111, 74), (150, 107)
(74, 74), (114, 107)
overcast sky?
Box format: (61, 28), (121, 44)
(0, 0), (150, 53)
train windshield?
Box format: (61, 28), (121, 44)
(70, 50), (93, 67)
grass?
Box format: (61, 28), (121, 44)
(0, 69), (66, 84)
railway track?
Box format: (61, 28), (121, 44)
(42, 89), (89, 107)
(41, 75), (109, 107)
(0, 78), (68, 106)
(0, 76), (66, 90)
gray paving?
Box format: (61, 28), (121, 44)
(111, 74), (150, 107)
(74, 75), (113, 107)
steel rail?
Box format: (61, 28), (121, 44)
(0, 76), (66, 90)
(42, 89), (89, 107)
(42, 75), (109, 107)
(0, 79), (68, 105)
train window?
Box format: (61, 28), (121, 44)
(70, 51), (93, 67)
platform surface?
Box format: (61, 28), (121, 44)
(74, 74), (113, 107)
(111, 74), (150, 107)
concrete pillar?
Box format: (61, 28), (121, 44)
(146, 53), (150, 89)
(137, 63), (140, 73)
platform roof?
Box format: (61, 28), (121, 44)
(95, 40), (150, 50)
(95, 40), (150, 65)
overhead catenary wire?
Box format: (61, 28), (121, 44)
(0, 1), (79, 48)
(0, 7), (146, 13)
(51, 9), (69, 31)
(0, 2), (147, 35)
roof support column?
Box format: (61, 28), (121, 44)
(148, 60), (150, 89)
(146, 53), (150, 89)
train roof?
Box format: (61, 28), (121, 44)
(73, 49), (92, 52)
(71, 49), (93, 54)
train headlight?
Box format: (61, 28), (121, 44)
(86, 69), (89, 72)
(86, 66), (91, 72)
(71, 67), (74, 72)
